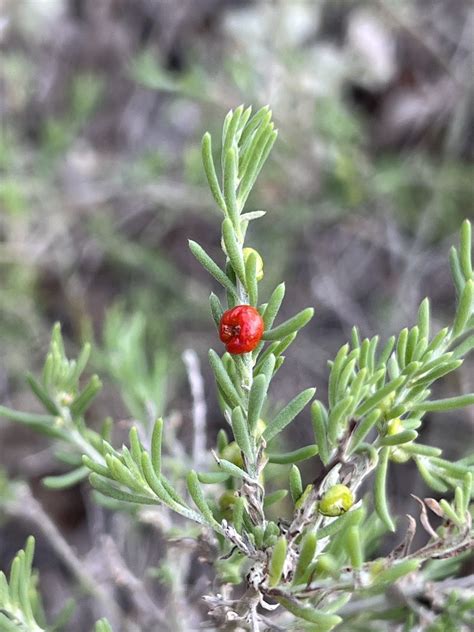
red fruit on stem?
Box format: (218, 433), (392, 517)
(219, 305), (264, 354)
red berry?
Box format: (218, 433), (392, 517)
(219, 305), (264, 354)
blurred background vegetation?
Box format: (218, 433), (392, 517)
(0, 0), (473, 629)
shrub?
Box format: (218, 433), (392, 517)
(1, 106), (473, 631)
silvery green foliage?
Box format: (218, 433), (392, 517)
(0, 537), (45, 632)
(0, 107), (473, 631)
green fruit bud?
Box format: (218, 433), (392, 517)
(386, 418), (412, 463)
(243, 247), (264, 281)
(219, 490), (237, 512)
(255, 418), (267, 439)
(319, 484), (354, 517)
(220, 441), (244, 468)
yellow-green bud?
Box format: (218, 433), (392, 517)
(218, 491), (237, 518)
(319, 484), (354, 517)
(386, 418), (402, 435)
(255, 418), (267, 439)
(387, 418), (411, 463)
(380, 392), (396, 415)
(243, 247), (264, 281)
(220, 441), (244, 468)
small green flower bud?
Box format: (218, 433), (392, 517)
(220, 441), (244, 468)
(387, 418), (411, 463)
(243, 247), (264, 281)
(319, 484), (354, 517)
(218, 490), (237, 520)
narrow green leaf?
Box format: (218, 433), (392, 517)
(355, 376), (405, 418)
(232, 496), (245, 533)
(351, 326), (360, 349)
(337, 358), (357, 400)
(239, 112), (272, 183)
(239, 106), (270, 152)
(141, 453), (210, 527)
(209, 292), (224, 329)
(374, 447), (395, 531)
(405, 327), (419, 365)
(209, 350), (242, 409)
(43, 466), (89, 489)
(248, 374), (268, 434)
(348, 409), (382, 454)
(311, 401), (330, 465)
(197, 471), (230, 484)
(239, 128), (277, 206)
(215, 456), (250, 481)
(396, 328), (408, 369)
(417, 299), (430, 343)
(95, 618), (113, 632)
(451, 334), (474, 359)
(70, 375), (102, 417)
(415, 457), (448, 492)
(454, 486), (464, 520)
(269, 537), (287, 586)
(128, 427), (143, 473)
(346, 526), (363, 570)
(222, 218), (246, 286)
(459, 219), (473, 280)
(424, 327), (449, 356)
(371, 559), (420, 586)
(359, 338), (370, 370)
(413, 360), (463, 387)
(327, 396), (353, 444)
(378, 336), (396, 368)
(223, 148), (240, 230)
(89, 473), (157, 505)
(105, 455), (143, 493)
(462, 472), (472, 514)
(292, 531), (317, 585)
(267, 444), (319, 465)
(263, 387), (316, 442)
(26, 373), (59, 415)
(264, 489), (288, 507)
(217, 428), (229, 453)
(201, 132), (226, 213)
(439, 499), (463, 527)
(380, 429), (417, 446)
(289, 464), (303, 503)
(223, 105), (243, 161)
(411, 393), (474, 413)
(414, 352), (453, 376)
(328, 344), (349, 408)
(0, 405), (68, 439)
(255, 333), (297, 367)
(450, 247), (464, 296)
(263, 308), (314, 341)
(452, 279), (474, 337)
(241, 210), (266, 222)
(276, 598), (342, 629)
(245, 252), (258, 308)
(429, 456), (472, 478)
(263, 283), (285, 330)
(368, 336), (379, 373)
(401, 443), (442, 457)
(189, 240), (237, 298)
(231, 406), (253, 460)
(187, 470), (219, 526)
(82, 455), (113, 479)
(384, 404), (406, 420)
(388, 354), (400, 379)
(151, 418), (163, 475)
